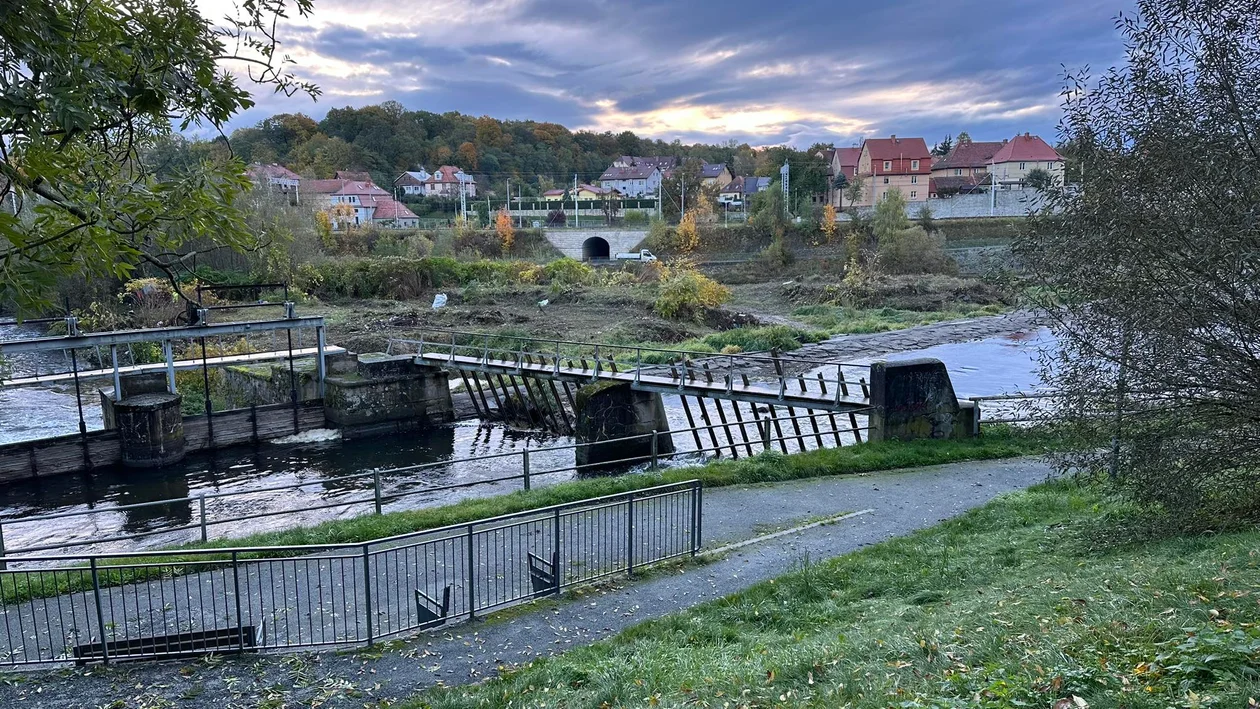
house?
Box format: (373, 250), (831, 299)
(334, 170), (372, 182)
(988, 133), (1064, 188)
(393, 169), (431, 195)
(717, 176), (771, 206)
(930, 138), (1005, 181)
(423, 165), (477, 198)
(598, 163), (662, 198)
(928, 174), (991, 198)
(323, 180), (419, 228)
(365, 196), (420, 228)
(853, 135), (932, 206)
(819, 148), (860, 207)
(612, 156), (678, 172)
(246, 163), (301, 199)
(545, 184), (620, 202)
(699, 162), (733, 188)
(541, 189), (568, 203)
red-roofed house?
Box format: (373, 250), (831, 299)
(424, 166), (477, 198)
(853, 135), (932, 206)
(822, 148), (861, 207)
(930, 138), (1005, 181)
(247, 163), (301, 200)
(989, 133), (1064, 187)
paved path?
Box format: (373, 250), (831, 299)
(0, 456), (1053, 708)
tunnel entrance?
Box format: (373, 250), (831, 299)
(581, 236), (610, 261)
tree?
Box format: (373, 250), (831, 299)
(676, 210), (700, 252)
(0, 0), (317, 315)
(844, 176), (865, 209)
(749, 187), (785, 235)
(915, 204), (935, 233)
(832, 173), (849, 211)
(956, 131), (972, 143)
(821, 204), (838, 243)
(932, 134), (954, 157)
(1017, 0), (1260, 520)
(495, 207), (514, 255)
(1024, 167), (1055, 191)
(871, 188), (910, 241)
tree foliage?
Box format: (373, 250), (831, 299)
(0, 0), (316, 315)
(1017, 0), (1260, 520)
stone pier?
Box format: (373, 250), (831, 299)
(867, 358), (978, 442)
(573, 381), (674, 470)
(323, 353), (455, 435)
(103, 373), (186, 468)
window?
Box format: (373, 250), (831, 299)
(910, 191), (917, 198)
(954, 168), (962, 176)
(1019, 162), (1026, 170)
(911, 160), (919, 170)
(883, 177), (890, 184)
(883, 160), (892, 170)
(911, 176), (918, 184)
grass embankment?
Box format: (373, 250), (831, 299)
(409, 480), (1260, 709)
(1, 428), (1059, 604)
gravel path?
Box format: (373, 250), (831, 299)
(0, 456), (1054, 708)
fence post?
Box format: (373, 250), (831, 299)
(552, 507), (561, 593)
(198, 495), (208, 542)
(650, 430), (659, 470)
(373, 469), (383, 515)
(626, 495), (635, 576)
(693, 482), (703, 555)
(0, 522), (6, 571)
(232, 551), (245, 650)
(362, 544), (374, 645)
(89, 557), (109, 664)
(761, 419), (771, 452)
(466, 524), (476, 620)
(522, 446), (531, 491)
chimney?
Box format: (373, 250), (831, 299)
(1025, 132), (1030, 137)
(890, 134), (897, 141)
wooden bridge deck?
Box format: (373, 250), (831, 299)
(419, 353), (870, 412)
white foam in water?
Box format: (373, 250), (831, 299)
(269, 428), (343, 445)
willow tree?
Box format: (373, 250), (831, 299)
(0, 0), (317, 315)
(1017, 0), (1260, 520)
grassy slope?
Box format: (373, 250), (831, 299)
(410, 481), (1260, 708)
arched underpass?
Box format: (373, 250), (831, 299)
(581, 236), (611, 261)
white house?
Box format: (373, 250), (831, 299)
(393, 169), (431, 195)
(598, 163), (661, 198)
(423, 165), (477, 198)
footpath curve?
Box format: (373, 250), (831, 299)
(0, 456), (1054, 708)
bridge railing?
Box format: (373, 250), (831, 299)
(388, 328), (872, 404)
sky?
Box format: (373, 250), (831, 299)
(203, 0), (1131, 148)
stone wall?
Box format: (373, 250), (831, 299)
(839, 188), (1051, 221)
(867, 358), (978, 442)
(542, 230), (648, 260)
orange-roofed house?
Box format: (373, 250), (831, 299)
(853, 136), (932, 206)
(988, 133), (1064, 188)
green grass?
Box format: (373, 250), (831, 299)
(792, 304), (1006, 335)
(406, 480), (1260, 708)
(0, 427), (1060, 604)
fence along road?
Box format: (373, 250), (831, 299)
(0, 481), (700, 667)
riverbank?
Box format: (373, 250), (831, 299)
(0, 456), (1058, 707)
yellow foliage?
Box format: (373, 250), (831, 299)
(495, 207), (515, 255)
(822, 204), (838, 242)
(677, 210), (700, 252)
(653, 261), (731, 320)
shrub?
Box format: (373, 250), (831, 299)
(877, 227), (959, 275)
(541, 257), (593, 286)
(623, 210), (649, 226)
(701, 325), (822, 353)
(653, 264), (731, 320)
(759, 237), (795, 269)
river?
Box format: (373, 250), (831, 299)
(0, 320), (1054, 556)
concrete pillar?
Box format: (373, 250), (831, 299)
(867, 358), (978, 442)
(323, 353), (454, 433)
(574, 381), (674, 470)
(114, 392), (186, 467)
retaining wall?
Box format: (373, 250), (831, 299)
(543, 230), (648, 259)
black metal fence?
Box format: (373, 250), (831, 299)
(0, 481), (700, 666)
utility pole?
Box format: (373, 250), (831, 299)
(505, 178), (510, 223)
(518, 184), (523, 228)
(780, 160), (790, 219)
(459, 175), (468, 222)
(574, 174), (579, 228)
(680, 176), (685, 217)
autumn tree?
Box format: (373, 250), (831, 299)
(821, 204), (838, 242)
(676, 210), (700, 252)
(0, 0), (317, 314)
(495, 206), (515, 255)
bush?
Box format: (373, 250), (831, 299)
(371, 232), (434, 258)
(541, 258), (594, 286)
(700, 325), (821, 353)
(653, 264), (731, 320)
(623, 210), (649, 226)
(877, 227), (958, 275)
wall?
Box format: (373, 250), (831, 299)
(0, 402), (325, 483)
(838, 188), (1050, 221)
(543, 230), (648, 260)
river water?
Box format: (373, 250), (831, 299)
(0, 322), (1054, 556)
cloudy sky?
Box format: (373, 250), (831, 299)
(206, 0), (1131, 147)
